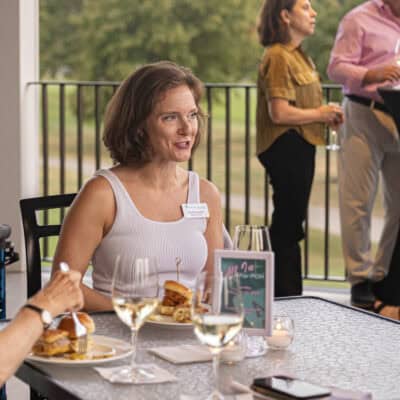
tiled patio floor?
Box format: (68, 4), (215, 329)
(4, 270), (351, 399)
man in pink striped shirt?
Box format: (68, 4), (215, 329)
(328, 0), (400, 311)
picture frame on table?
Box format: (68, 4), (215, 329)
(213, 249), (274, 336)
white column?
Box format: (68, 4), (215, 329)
(0, 0), (39, 271)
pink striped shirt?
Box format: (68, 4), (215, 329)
(327, 0), (400, 102)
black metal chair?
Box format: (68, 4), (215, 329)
(20, 193), (77, 400)
(19, 193), (76, 298)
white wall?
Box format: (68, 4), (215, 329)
(0, 0), (39, 271)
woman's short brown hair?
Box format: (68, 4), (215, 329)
(103, 61), (205, 165)
(257, 0), (296, 46)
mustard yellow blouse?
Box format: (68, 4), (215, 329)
(256, 43), (325, 155)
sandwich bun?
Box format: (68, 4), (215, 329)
(32, 329), (70, 356)
(164, 280), (192, 301)
(39, 329), (69, 344)
(57, 312), (95, 338)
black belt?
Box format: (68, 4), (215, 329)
(346, 94), (390, 115)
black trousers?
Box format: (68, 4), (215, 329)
(373, 225), (400, 306)
(258, 130), (316, 297)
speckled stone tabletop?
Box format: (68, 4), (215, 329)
(14, 297), (400, 399)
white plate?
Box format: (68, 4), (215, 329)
(26, 335), (132, 366)
(146, 314), (193, 329)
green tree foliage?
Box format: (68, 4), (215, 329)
(40, 0), (365, 83)
(40, 0), (84, 77)
(40, 0), (261, 83)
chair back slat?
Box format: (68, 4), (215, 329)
(20, 193), (77, 297)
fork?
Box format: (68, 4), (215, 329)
(59, 261), (88, 354)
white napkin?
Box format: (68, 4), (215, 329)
(149, 340), (266, 365)
(148, 344), (212, 364)
(94, 364), (177, 384)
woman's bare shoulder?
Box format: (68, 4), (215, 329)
(199, 178), (221, 204)
(73, 175), (114, 209)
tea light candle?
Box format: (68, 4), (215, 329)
(266, 329), (291, 348)
(266, 319), (293, 349)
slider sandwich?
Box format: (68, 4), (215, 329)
(32, 312), (96, 358)
(150, 280), (208, 324)
(57, 312), (95, 337)
(32, 329), (70, 357)
(160, 280), (192, 312)
(157, 280), (194, 323)
(57, 312), (95, 354)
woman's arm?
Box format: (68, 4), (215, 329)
(200, 179), (224, 275)
(0, 270), (83, 385)
(51, 177), (115, 311)
(262, 49), (343, 128)
(268, 98), (343, 126)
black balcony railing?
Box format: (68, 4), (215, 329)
(29, 81), (345, 282)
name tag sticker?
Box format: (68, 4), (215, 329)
(181, 203), (209, 218)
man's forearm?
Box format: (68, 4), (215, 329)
(327, 60), (368, 91)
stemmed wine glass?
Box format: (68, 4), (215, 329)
(326, 102), (341, 151)
(233, 225), (271, 357)
(394, 38), (400, 66)
(111, 255), (159, 383)
(192, 270), (244, 399)
(233, 225), (272, 252)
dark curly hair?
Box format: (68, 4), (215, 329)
(257, 0), (296, 46)
(103, 61), (205, 165)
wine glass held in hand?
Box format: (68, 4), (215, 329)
(111, 255), (159, 383)
(233, 225), (272, 252)
(326, 101), (343, 152)
(394, 38), (400, 66)
(192, 270), (244, 400)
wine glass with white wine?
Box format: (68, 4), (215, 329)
(326, 102), (341, 151)
(192, 270), (244, 399)
(394, 38), (400, 66)
(111, 255), (159, 383)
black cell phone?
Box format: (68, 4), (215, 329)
(251, 376), (331, 400)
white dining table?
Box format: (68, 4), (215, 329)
(9, 296), (400, 400)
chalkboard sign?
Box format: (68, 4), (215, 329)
(213, 249), (274, 336)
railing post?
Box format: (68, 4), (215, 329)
(225, 87), (231, 231)
(206, 86), (213, 181)
(244, 87), (251, 224)
(77, 84), (83, 189)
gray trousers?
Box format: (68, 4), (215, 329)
(339, 98), (400, 285)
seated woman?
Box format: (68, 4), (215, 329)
(51, 61), (224, 311)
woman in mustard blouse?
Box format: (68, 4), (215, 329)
(256, 0), (343, 296)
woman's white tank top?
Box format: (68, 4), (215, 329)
(91, 169), (208, 295)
